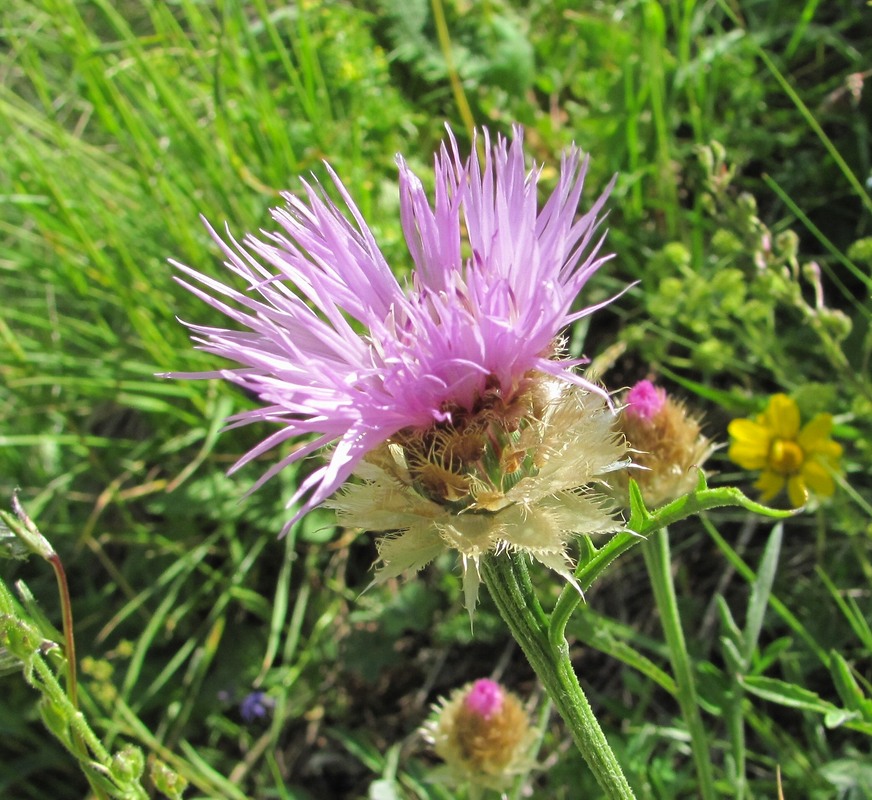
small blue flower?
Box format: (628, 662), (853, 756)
(240, 690), (274, 723)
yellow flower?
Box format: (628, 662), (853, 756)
(728, 393), (842, 507)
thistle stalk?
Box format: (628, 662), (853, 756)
(481, 551), (636, 800)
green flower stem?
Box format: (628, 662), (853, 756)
(484, 481), (793, 798)
(28, 647), (131, 800)
(549, 532), (641, 649)
(430, 0), (476, 140)
(551, 478), (796, 648)
(481, 552), (636, 800)
(641, 527), (716, 800)
(29, 650), (112, 765)
(8, 494), (79, 707)
(48, 552), (78, 709)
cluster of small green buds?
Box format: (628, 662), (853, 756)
(618, 380), (716, 507)
(423, 678), (535, 791)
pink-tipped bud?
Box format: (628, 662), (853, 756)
(618, 380), (716, 507)
(464, 678), (504, 719)
(423, 679), (535, 790)
(625, 380), (666, 421)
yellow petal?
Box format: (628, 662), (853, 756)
(798, 415), (842, 463)
(812, 439), (844, 463)
(797, 412), (831, 441)
(728, 439), (770, 470)
(728, 418), (771, 445)
(787, 475), (809, 508)
(797, 413), (832, 446)
(755, 470), (785, 501)
(802, 460), (836, 498)
(763, 394), (800, 439)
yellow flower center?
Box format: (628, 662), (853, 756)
(769, 439), (804, 475)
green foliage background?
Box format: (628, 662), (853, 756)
(1, 0), (870, 798)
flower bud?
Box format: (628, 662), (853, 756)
(424, 678), (535, 790)
(110, 745), (145, 783)
(618, 380), (716, 507)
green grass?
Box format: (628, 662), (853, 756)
(2, 0), (871, 797)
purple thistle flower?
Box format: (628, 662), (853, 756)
(170, 127), (617, 528)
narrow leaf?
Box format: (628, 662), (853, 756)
(742, 524), (783, 666)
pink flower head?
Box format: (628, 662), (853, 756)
(425, 678), (534, 789)
(619, 380), (716, 507)
(170, 126), (617, 528)
(624, 380), (666, 421)
(464, 679), (504, 719)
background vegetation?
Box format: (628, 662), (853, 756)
(1, 0), (870, 797)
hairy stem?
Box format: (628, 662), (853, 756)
(481, 552), (636, 800)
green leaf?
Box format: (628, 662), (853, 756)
(369, 779), (403, 800)
(741, 524), (782, 666)
(576, 477), (795, 595)
(570, 609), (677, 695)
(752, 636), (793, 675)
(741, 675), (872, 735)
(829, 651), (872, 719)
(628, 474), (796, 540)
(11, 494), (57, 559)
(329, 727), (384, 773)
(824, 708), (860, 728)
(720, 635), (745, 676)
(741, 675), (835, 713)
(0, 514), (30, 561)
(0, 645), (23, 678)
(817, 567), (872, 651)
(14, 579), (64, 643)
(715, 595), (742, 645)
(39, 696), (73, 749)
(819, 758), (872, 792)
(626, 478), (653, 532)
